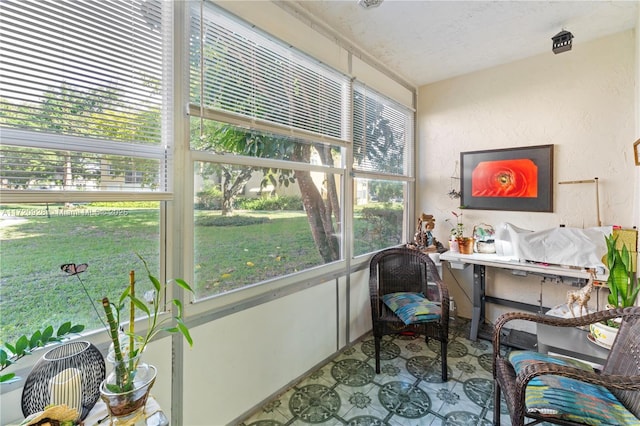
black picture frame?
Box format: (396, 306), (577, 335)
(460, 144), (554, 212)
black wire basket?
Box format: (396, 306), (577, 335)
(21, 341), (105, 421)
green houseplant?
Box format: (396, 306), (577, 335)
(446, 211), (474, 254)
(0, 322), (85, 383)
(63, 254), (194, 422)
(590, 233), (639, 348)
(604, 233), (639, 309)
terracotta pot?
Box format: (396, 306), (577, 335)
(457, 237), (474, 254)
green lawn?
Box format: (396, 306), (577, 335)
(0, 205), (161, 344)
(193, 210), (324, 297)
(0, 203), (398, 344)
(0, 206), (325, 343)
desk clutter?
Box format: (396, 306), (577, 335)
(416, 211), (638, 274)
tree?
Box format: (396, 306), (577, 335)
(189, 16), (403, 263)
(0, 84), (163, 190)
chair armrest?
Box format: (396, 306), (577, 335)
(492, 308), (629, 375)
(493, 309), (629, 355)
(517, 363), (640, 392)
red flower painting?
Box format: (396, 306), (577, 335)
(471, 158), (538, 198)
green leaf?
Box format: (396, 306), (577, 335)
(15, 336), (29, 355)
(0, 349), (7, 364)
(148, 274), (161, 292)
(41, 325), (54, 342)
(119, 287), (131, 306)
(130, 295), (150, 316)
(4, 343), (16, 354)
(172, 299), (184, 318)
(0, 373), (16, 383)
(174, 278), (193, 293)
(105, 383), (123, 393)
(69, 324), (85, 334)
(29, 330), (42, 349)
(57, 321), (71, 337)
(176, 320), (193, 347)
(14, 336), (29, 356)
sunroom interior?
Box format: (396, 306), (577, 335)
(1, 1), (639, 425)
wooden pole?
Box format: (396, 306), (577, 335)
(558, 178), (601, 226)
(129, 270), (135, 360)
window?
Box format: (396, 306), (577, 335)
(352, 83), (414, 256)
(0, 0), (172, 343)
(0, 0), (416, 342)
(188, 3), (350, 300)
(0, 202), (161, 342)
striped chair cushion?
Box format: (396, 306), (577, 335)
(509, 350), (638, 425)
(381, 292), (441, 325)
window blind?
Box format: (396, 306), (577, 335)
(353, 82), (414, 176)
(0, 0), (172, 194)
(189, 2), (351, 145)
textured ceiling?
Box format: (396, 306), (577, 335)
(293, 0), (639, 87)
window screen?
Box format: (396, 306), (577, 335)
(0, 0), (172, 194)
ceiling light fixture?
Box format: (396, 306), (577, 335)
(358, 0), (383, 9)
(552, 30), (574, 54)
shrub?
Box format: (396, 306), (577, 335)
(88, 201), (158, 208)
(195, 215), (271, 227)
(237, 195), (303, 211)
(358, 205), (403, 247)
(195, 187), (223, 210)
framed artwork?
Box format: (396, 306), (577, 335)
(460, 144), (554, 212)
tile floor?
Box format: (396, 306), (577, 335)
(239, 319), (514, 426)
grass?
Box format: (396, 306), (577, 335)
(0, 203), (400, 344)
(193, 210), (323, 296)
(0, 204), (161, 344)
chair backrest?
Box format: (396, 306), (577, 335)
(369, 247), (440, 301)
(602, 306), (640, 418)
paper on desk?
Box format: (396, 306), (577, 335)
(495, 223), (611, 271)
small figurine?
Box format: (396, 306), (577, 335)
(411, 213), (445, 253)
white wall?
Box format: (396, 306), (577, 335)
(417, 30), (637, 323)
(182, 279), (340, 425)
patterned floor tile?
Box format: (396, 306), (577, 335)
(240, 319), (506, 426)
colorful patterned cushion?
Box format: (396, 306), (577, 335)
(381, 292), (441, 325)
(509, 350), (638, 425)
(509, 350), (594, 373)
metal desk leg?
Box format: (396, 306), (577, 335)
(470, 264), (486, 341)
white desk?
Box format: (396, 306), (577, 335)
(439, 252), (604, 341)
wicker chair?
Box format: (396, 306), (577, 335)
(493, 307), (640, 426)
(369, 247), (450, 381)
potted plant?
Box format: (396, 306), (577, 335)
(446, 211), (474, 254)
(63, 254), (194, 423)
(590, 233), (639, 348)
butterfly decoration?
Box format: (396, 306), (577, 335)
(61, 263), (88, 275)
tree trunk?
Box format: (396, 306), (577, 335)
(293, 145), (339, 262)
(221, 166), (253, 216)
(315, 144), (341, 233)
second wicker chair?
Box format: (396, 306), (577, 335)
(368, 247), (450, 381)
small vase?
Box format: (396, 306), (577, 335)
(100, 364), (157, 425)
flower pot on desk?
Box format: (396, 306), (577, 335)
(457, 237), (474, 254)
